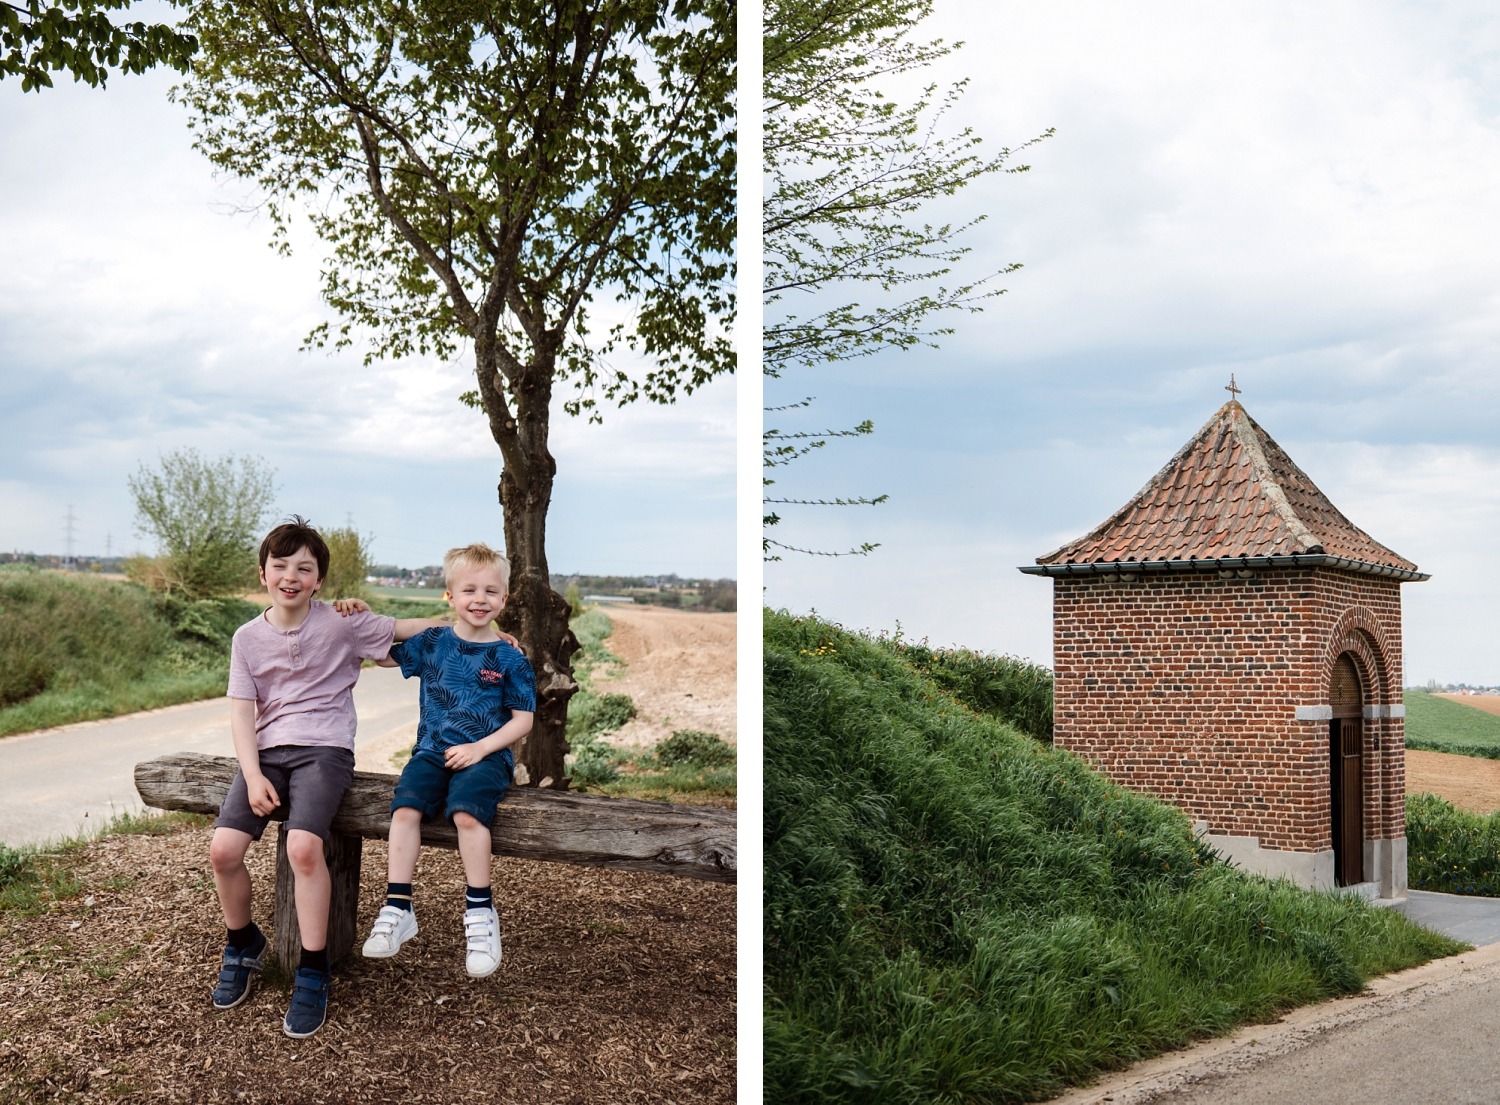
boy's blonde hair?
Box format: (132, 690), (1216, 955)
(443, 543), (511, 590)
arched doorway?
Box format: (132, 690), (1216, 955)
(1330, 654), (1364, 886)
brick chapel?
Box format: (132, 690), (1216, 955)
(1020, 394), (1427, 899)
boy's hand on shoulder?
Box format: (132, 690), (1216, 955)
(496, 629), (522, 649)
(333, 598), (372, 616)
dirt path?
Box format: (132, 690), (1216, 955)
(588, 603), (736, 750)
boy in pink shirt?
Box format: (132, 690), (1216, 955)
(207, 516), (444, 1038)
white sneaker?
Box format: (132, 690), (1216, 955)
(464, 906), (502, 977)
(362, 905), (419, 958)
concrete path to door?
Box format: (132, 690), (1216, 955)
(1049, 893), (1500, 1104)
(1394, 888), (1500, 948)
(0, 664), (419, 849)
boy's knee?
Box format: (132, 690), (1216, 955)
(392, 806), (423, 828)
(284, 830), (327, 874)
(209, 829), (251, 874)
(452, 811), (486, 831)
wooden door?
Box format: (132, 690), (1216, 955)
(1329, 655), (1364, 886)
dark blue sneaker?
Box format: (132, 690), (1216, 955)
(282, 967), (330, 1039)
(211, 932), (267, 1010)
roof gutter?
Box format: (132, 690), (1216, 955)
(1018, 553), (1429, 583)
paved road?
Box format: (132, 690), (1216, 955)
(1052, 915), (1500, 1105)
(0, 665), (419, 848)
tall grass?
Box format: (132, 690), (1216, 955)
(0, 567), (259, 736)
(1404, 690), (1500, 759)
(765, 609), (1462, 1104)
(889, 638), (1053, 742)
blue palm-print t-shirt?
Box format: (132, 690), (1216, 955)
(390, 628), (537, 767)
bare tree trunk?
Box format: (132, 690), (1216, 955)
(485, 345), (579, 789)
(501, 533), (578, 789)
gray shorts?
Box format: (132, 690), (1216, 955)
(214, 744), (355, 842)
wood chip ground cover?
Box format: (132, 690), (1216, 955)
(0, 827), (734, 1104)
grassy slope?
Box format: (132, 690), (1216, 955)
(0, 568), (260, 737)
(1404, 691), (1500, 758)
(765, 610), (1463, 1105)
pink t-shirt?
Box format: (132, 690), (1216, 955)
(227, 601), (397, 751)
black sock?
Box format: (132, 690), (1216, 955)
(299, 946), (329, 974)
(228, 921), (262, 952)
(386, 882), (414, 911)
(465, 885), (493, 911)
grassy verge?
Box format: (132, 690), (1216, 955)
(0, 568), (260, 738)
(0, 811), (209, 916)
(564, 608), (734, 803)
(1404, 690), (1500, 759)
(765, 609), (1462, 1104)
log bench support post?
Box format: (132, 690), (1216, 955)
(135, 752), (736, 968)
(272, 828), (364, 967)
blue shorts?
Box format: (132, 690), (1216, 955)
(391, 747), (512, 826)
(214, 745), (355, 841)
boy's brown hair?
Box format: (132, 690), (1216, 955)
(259, 515), (331, 580)
(442, 542), (511, 590)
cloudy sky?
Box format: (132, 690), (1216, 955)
(764, 0), (1500, 686)
(0, 41), (734, 579)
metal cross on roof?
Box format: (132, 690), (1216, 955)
(1225, 373), (1241, 398)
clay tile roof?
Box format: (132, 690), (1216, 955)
(1034, 400), (1420, 572)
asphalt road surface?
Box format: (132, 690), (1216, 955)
(1051, 940), (1500, 1104)
(0, 665), (419, 848)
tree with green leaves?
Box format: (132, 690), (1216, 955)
(172, 0), (734, 788)
(763, 0), (1050, 558)
(321, 525), (372, 604)
(127, 449), (277, 600)
(0, 0), (196, 90)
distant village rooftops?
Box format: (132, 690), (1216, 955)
(1020, 399), (1428, 582)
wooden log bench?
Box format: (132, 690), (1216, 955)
(135, 751), (736, 968)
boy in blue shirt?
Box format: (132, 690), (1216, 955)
(361, 543), (535, 976)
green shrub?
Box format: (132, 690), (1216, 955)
(1407, 792), (1500, 896)
(569, 736), (624, 787)
(654, 729), (734, 768)
(0, 844), (32, 889)
(567, 691), (637, 742)
(764, 608), (1462, 1104)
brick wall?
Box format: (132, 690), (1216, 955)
(1052, 567), (1405, 854)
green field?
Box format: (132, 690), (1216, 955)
(1404, 692), (1500, 759)
(367, 584), (448, 603)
